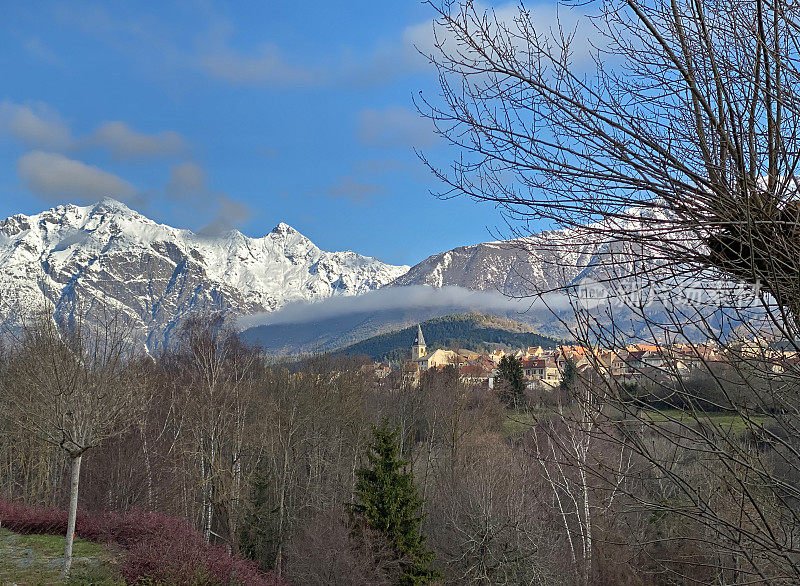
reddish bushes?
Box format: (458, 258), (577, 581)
(0, 499), (105, 540)
(0, 498), (283, 585)
(112, 512), (277, 586)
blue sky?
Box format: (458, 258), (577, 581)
(0, 0), (525, 266)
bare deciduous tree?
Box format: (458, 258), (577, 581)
(171, 314), (263, 551)
(1, 306), (145, 577)
(421, 1), (800, 582)
(420, 0), (800, 321)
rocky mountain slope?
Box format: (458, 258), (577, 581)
(0, 199), (409, 348)
(391, 207), (699, 300)
(390, 227), (605, 295)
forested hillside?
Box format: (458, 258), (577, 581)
(338, 313), (562, 361)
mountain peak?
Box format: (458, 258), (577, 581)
(92, 197), (135, 215)
(270, 222), (298, 235)
(267, 222), (314, 247)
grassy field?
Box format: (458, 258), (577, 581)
(502, 410), (538, 436)
(501, 407), (769, 437)
(640, 408), (769, 434)
(0, 528), (123, 585)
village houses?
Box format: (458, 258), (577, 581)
(382, 324), (800, 391)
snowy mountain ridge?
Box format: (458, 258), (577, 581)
(0, 199), (409, 348)
(390, 227), (603, 295)
(1, 199), (709, 351)
(390, 206), (678, 295)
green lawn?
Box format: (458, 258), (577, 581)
(502, 409), (539, 436)
(0, 528), (123, 585)
(500, 407), (769, 437)
(640, 408), (769, 434)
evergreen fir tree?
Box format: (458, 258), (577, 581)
(352, 422), (438, 585)
(560, 357), (577, 392)
(498, 354), (525, 408)
(240, 467), (276, 570)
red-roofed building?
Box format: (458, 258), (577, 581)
(521, 357), (561, 387)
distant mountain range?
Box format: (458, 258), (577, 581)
(0, 199), (407, 348)
(392, 230), (600, 295)
(0, 199), (736, 351)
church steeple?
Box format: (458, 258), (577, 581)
(415, 324), (426, 347)
(412, 324), (427, 360)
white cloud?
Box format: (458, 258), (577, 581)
(54, 3), (185, 77)
(89, 121), (186, 159)
(18, 151), (136, 202)
(0, 101), (72, 150)
(238, 285), (571, 329)
(197, 17), (316, 86)
(198, 193), (253, 236)
(364, 2), (599, 84)
(509, 2), (599, 67)
(162, 161), (252, 235)
(200, 44), (317, 86)
(0, 101), (189, 162)
(357, 106), (439, 149)
(52, 1), (595, 91)
(166, 161), (207, 198)
(326, 176), (384, 205)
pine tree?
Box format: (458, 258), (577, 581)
(498, 355), (525, 408)
(240, 468), (276, 571)
(560, 357), (577, 392)
(352, 422), (438, 585)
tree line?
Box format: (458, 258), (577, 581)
(3, 307), (796, 584)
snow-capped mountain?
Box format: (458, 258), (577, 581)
(389, 209), (758, 343)
(391, 204), (692, 295)
(0, 199), (409, 348)
(1, 199), (747, 352)
(390, 227), (605, 295)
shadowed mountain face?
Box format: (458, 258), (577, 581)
(241, 302), (570, 357)
(238, 283), (575, 356)
(0, 199), (408, 349)
(240, 306), (453, 356)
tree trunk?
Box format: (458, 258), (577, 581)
(60, 453), (82, 579)
(274, 445), (290, 576)
(141, 425), (154, 510)
(581, 467), (592, 586)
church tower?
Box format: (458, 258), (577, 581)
(412, 324), (427, 360)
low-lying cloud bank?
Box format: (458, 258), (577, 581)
(237, 285), (570, 330)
